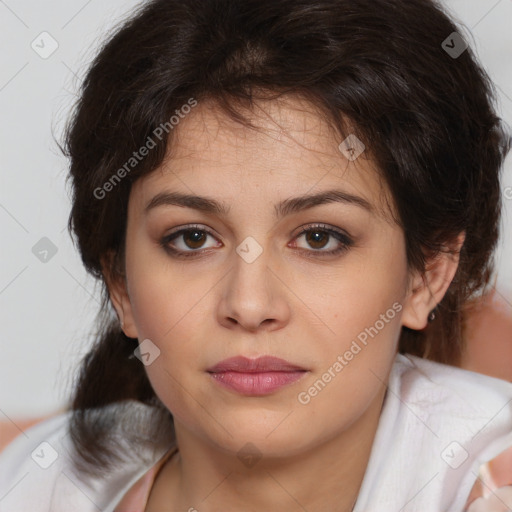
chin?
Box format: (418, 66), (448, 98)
(207, 420), (315, 460)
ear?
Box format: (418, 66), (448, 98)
(100, 251), (139, 339)
(401, 232), (465, 330)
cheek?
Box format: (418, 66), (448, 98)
(126, 274), (209, 429)
(125, 245), (206, 341)
(294, 283), (403, 438)
(295, 253), (406, 406)
(299, 248), (407, 345)
(124, 247), (215, 419)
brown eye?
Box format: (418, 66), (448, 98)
(181, 229), (207, 249)
(293, 224), (354, 256)
(160, 225), (221, 257)
(304, 230), (330, 249)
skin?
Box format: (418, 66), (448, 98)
(104, 95), (463, 511)
(461, 287), (512, 382)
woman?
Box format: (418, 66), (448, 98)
(1, 0), (511, 510)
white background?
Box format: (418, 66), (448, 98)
(1, 0), (511, 418)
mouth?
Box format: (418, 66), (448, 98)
(206, 356), (308, 396)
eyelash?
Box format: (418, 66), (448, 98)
(159, 223), (354, 259)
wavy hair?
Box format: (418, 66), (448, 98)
(61, 0), (510, 474)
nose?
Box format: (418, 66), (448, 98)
(216, 247), (291, 332)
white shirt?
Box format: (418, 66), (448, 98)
(1, 353), (511, 511)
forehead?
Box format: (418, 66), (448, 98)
(132, 95), (396, 223)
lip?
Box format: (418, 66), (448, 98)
(207, 356), (308, 396)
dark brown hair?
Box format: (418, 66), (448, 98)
(62, 0), (510, 474)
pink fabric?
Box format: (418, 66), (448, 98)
(464, 445), (512, 511)
(114, 448), (177, 512)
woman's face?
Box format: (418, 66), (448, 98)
(112, 96), (423, 458)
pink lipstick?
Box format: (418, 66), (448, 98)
(207, 356), (307, 395)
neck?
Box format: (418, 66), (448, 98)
(146, 385), (386, 512)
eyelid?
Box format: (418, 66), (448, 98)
(292, 222), (351, 240)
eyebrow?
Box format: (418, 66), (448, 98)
(144, 189), (374, 218)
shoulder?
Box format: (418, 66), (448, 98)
(395, 352), (512, 417)
(391, 353), (512, 467)
(0, 411), (75, 511)
(0, 400), (175, 512)
(390, 354), (512, 435)
(354, 353), (512, 511)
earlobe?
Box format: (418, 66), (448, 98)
(100, 252), (139, 339)
(401, 232), (465, 330)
